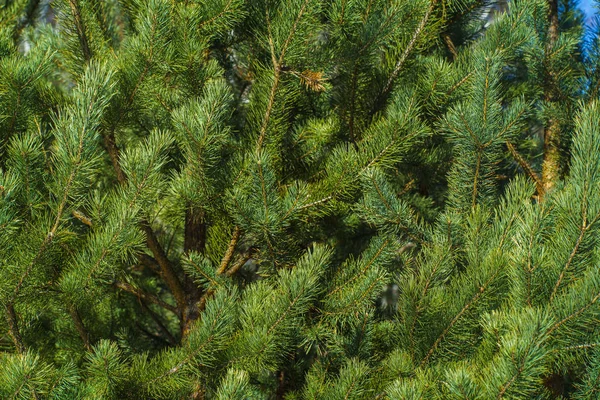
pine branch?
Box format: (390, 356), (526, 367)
(5, 303), (25, 353)
(138, 253), (161, 275)
(442, 32), (458, 60)
(12, 0), (41, 41)
(382, 0), (437, 95)
(420, 269), (500, 367)
(139, 300), (177, 346)
(142, 221), (187, 317)
(328, 239), (390, 297)
(68, 0), (93, 62)
(197, 0), (235, 31)
(94, 16), (187, 327)
(225, 252), (253, 277)
(103, 12), (159, 184)
(113, 280), (179, 315)
(506, 141), (544, 195)
(408, 252), (447, 358)
(217, 226), (241, 275)
(69, 304), (91, 351)
(256, 0), (310, 153)
(547, 290), (600, 336)
(496, 341), (535, 399)
(446, 71), (475, 97)
(5, 70), (111, 351)
(550, 201), (588, 302)
(146, 293), (228, 386)
(298, 195), (333, 210)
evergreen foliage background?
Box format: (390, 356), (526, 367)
(1, 0), (600, 398)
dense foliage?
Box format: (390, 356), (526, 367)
(1, 0), (600, 398)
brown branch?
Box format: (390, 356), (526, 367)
(184, 208), (207, 254)
(5, 304), (25, 353)
(256, 71), (280, 153)
(446, 71), (475, 97)
(114, 280), (178, 315)
(442, 33), (458, 60)
(72, 210), (93, 227)
(225, 252), (253, 277)
(104, 132), (126, 183)
(298, 195), (333, 211)
(217, 226), (241, 275)
(138, 253), (161, 275)
(506, 141), (544, 195)
(472, 151), (482, 208)
(69, 305), (91, 351)
(142, 222), (187, 316)
(139, 300), (177, 346)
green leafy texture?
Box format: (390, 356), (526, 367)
(134, 287), (238, 398)
(572, 348), (600, 399)
(2, 0), (600, 398)
(0, 351), (79, 400)
(228, 244), (332, 374)
(1, 61), (115, 315)
(442, 51), (527, 211)
(215, 368), (263, 400)
(318, 358), (371, 399)
(479, 308), (553, 399)
(321, 236), (397, 327)
(60, 130), (172, 300)
(81, 340), (128, 399)
(355, 167), (422, 237)
(0, 36), (55, 161)
(181, 252), (223, 292)
(169, 79), (233, 212)
(307, 89), (428, 208)
(545, 101), (600, 302)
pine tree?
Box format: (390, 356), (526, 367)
(2, 0), (600, 398)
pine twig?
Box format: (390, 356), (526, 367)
(141, 222), (187, 316)
(217, 226), (241, 275)
(69, 305), (91, 351)
(382, 0), (437, 95)
(225, 252), (253, 277)
(114, 280), (179, 315)
(5, 303), (25, 353)
(68, 0), (93, 62)
(138, 253), (162, 275)
(506, 141), (544, 195)
(139, 300), (177, 346)
(442, 33), (458, 60)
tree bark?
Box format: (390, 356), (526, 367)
(541, 0), (560, 196)
(181, 207), (208, 338)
